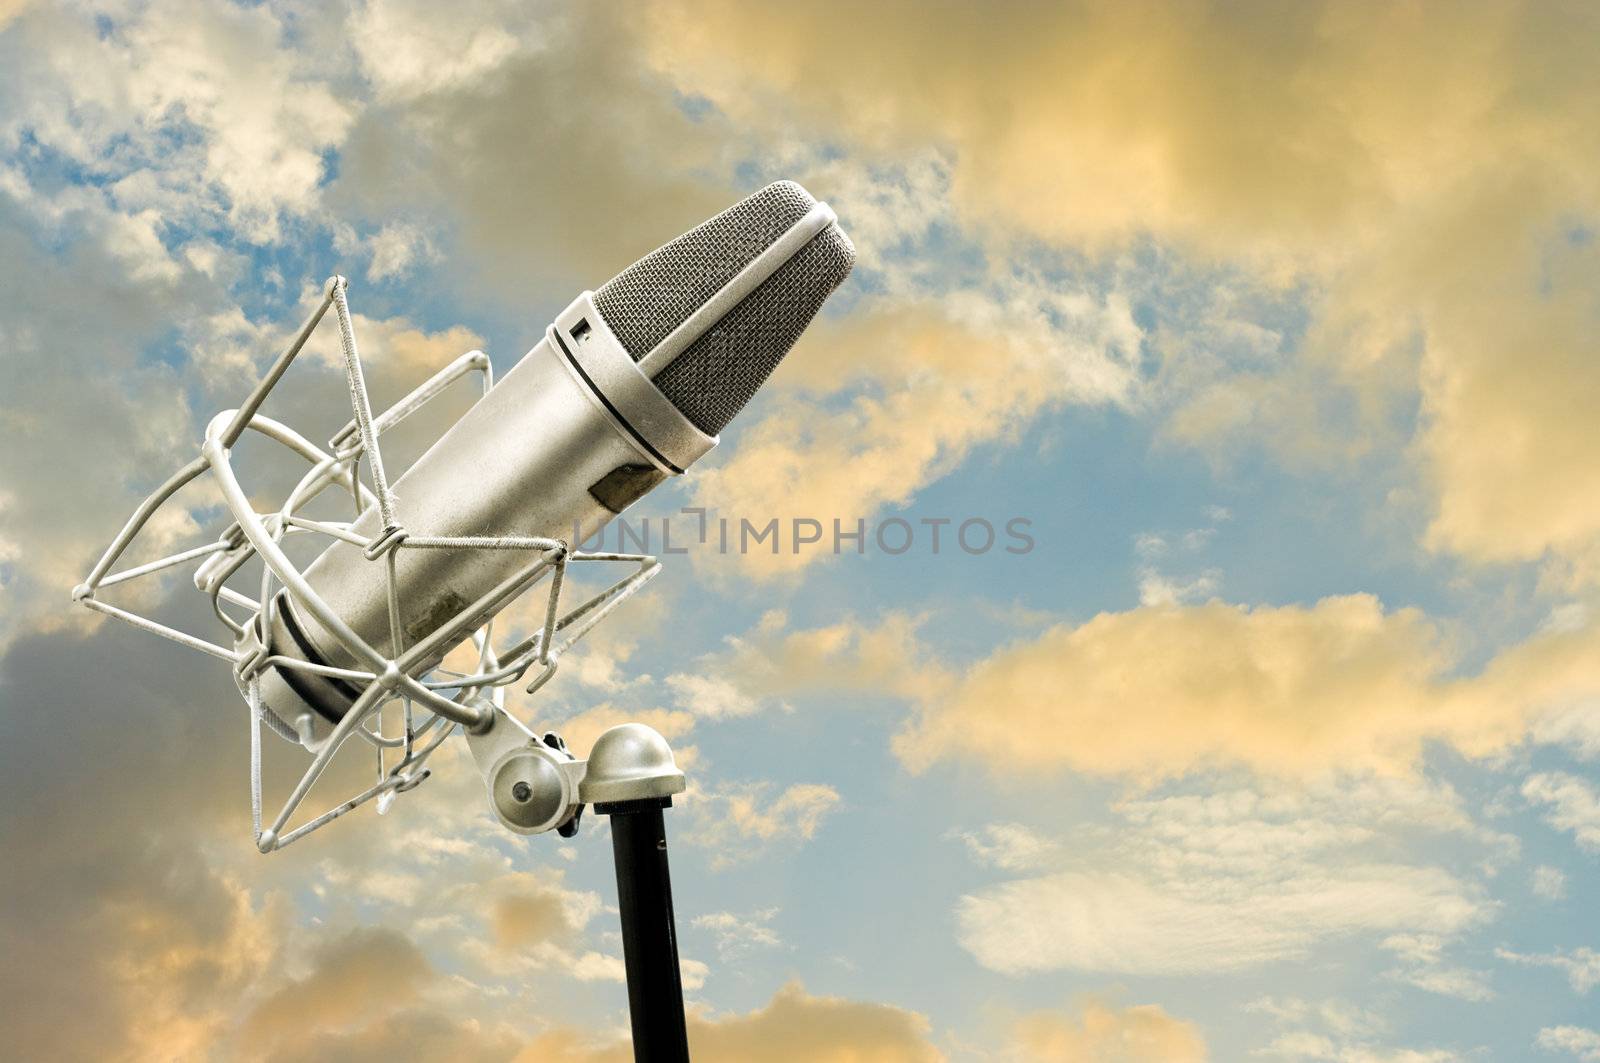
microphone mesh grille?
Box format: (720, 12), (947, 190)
(594, 181), (856, 435)
(650, 224), (853, 435)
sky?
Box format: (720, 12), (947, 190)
(2, 1), (1599, 1060)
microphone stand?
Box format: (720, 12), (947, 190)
(596, 796), (691, 1061)
(475, 718), (692, 1061)
(580, 724), (691, 1062)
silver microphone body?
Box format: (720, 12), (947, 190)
(254, 182), (854, 739)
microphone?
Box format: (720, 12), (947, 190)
(73, 183), (854, 1050)
(252, 181), (855, 742)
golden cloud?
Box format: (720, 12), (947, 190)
(714, 596), (1600, 781)
(490, 889), (581, 952)
(674, 609), (943, 708)
(647, 1), (1599, 266)
(899, 593), (1600, 780)
(242, 927), (433, 1048)
(106, 869), (284, 1062)
(0, 0), (31, 31)
(1012, 997), (1206, 1063)
(519, 981), (942, 1063)
(231, 923), (532, 1063)
(646, 0), (1600, 583)
(544, 703), (698, 761)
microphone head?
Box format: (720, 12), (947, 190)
(593, 180), (855, 435)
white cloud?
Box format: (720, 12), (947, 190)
(666, 672), (756, 720)
(1135, 533), (1169, 559)
(1532, 865), (1569, 900)
(335, 219), (440, 282)
(1523, 772), (1600, 851)
(4, 0), (354, 240)
(691, 908), (782, 962)
(1138, 567), (1222, 607)
(1250, 994), (1466, 1062)
(570, 951), (626, 984)
(687, 781), (842, 869)
(1533, 701), (1600, 761)
(956, 780), (1493, 977)
(1380, 934), (1493, 1002)
(1539, 1026), (1600, 1062)
(962, 865), (1480, 978)
(347, 0), (528, 102)
(953, 822), (1063, 874)
(1497, 947), (1600, 995)
(1259, 1035), (1462, 1063)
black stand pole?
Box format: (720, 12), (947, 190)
(596, 796), (690, 1063)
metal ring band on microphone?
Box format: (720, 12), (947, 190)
(550, 329), (685, 475)
(546, 291), (718, 474)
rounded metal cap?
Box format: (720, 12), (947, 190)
(579, 723), (686, 805)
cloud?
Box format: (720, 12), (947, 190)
(0, 176), (203, 645)
(687, 782), (842, 869)
(961, 866), (1480, 980)
(0, 613), (601, 1061)
(1539, 1026), (1600, 1063)
(895, 594), (1600, 781)
(1409, 221), (1600, 586)
(1010, 997), (1206, 1063)
(1523, 772), (1600, 851)
(520, 981), (942, 1063)
(647, 0), (1430, 256)
(1497, 946), (1600, 995)
(539, 703), (697, 761)
(688, 595), (1600, 784)
(238, 924), (529, 1063)
(673, 609), (942, 713)
(1249, 994), (1465, 1061)
(666, 672), (757, 720)
(243, 927), (433, 1046)
(0, 619), (288, 1060)
(0, 0), (30, 30)
(332, 2), (737, 304)
(955, 780), (1493, 977)
(1137, 567), (1221, 607)
(1260, 1036), (1463, 1063)
(490, 887), (584, 951)
(953, 822), (1063, 874)
(330, 219), (441, 284)
(1532, 865), (1570, 900)
(262, 1009), (522, 1063)
(1532, 697), (1600, 761)
(643, 1), (1600, 586)
(347, 0), (526, 103)
(690, 908), (782, 963)
(1380, 934), (1493, 1002)
(3, 0), (353, 240)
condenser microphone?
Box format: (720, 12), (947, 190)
(253, 181), (854, 741)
